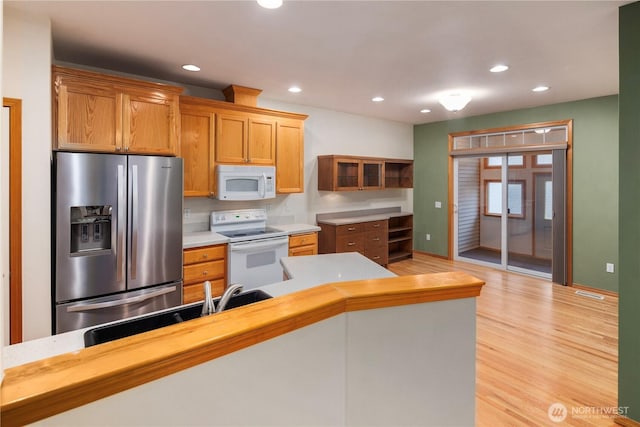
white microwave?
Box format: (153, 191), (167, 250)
(216, 165), (276, 200)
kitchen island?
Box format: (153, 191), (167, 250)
(1, 253), (483, 426)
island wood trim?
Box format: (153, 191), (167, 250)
(0, 272), (483, 427)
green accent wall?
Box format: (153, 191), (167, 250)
(413, 95), (619, 292)
(619, 2), (640, 422)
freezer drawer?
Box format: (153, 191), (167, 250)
(55, 282), (182, 334)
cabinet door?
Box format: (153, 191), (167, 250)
(276, 120), (304, 193)
(361, 160), (384, 190)
(335, 159), (362, 191)
(247, 117), (276, 165)
(122, 92), (178, 155)
(55, 80), (122, 152)
(216, 113), (248, 164)
(181, 112), (215, 197)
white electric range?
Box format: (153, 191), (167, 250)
(210, 209), (289, 289)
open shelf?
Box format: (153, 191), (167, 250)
(387, 214), (413, 264)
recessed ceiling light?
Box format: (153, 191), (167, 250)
(257, 0), (283, 9)
(372, 96), (384, 102)
(490, 64), (509, 73)
(420, 109), (431, 113)
(532, 85), (550, 92)
(288, 86), (302, 93)
(182, 64), (200, 72)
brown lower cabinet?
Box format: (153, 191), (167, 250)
(289, 232), (318, 256)
(183, 244), (227, 304)
(319, 220), (389, 266)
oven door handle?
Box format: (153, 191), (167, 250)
(66, 286), (177, 312)
(230, 238), (288, 253)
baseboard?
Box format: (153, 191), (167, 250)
(413, 250), (449, 260)
(615, 415), (640, 427)
(571, 283), (618, 298)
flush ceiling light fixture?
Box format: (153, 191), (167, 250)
(372, 96), (384, 102)
(288, 86), (302, 93)
(257, 0), (283, 9)
(438, 93), (472, 112)
(182, 64), (200, 72)
(420, 109), (431, 113)
(532, 85), (550, 92)
(490, 64), (509, 73)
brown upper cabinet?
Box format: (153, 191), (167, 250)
(318, 155), (413, 191)
(215, 113), (276, 165)
(53, 66), (182, 156)
(276, 119), (305, 193)
(179, 95), (307, 197)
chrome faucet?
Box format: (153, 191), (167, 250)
(201, 282), (244, 316)
(215, 283), (244, 313)
(201, 281), (215, 316)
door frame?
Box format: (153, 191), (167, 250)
(448, 119), (573, 286)
(4, 98), (23, 343)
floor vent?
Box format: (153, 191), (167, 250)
(575, 290), (605, 300)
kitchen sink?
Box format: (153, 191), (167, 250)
(84, 290), (272, 347)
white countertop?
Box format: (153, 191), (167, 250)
(183, 231), (229, 248)
(261, 253), (396, 297)
(316, 211), (413, 226)
(3, 252), (392, 369)
(183, 223), (320, 249)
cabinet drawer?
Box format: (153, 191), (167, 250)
(365, 246), (388, 265)
(184, 245), (226, 265)
(365, 220), (388, 233)
(365, 233), (386, 249)
(289, 245), (318, 257)
(289, 232), (318, 248)
(183, 279), (225, 304)
(336, 223), (364, 236)
(336, 235), (365, 253)
(184, 260), (225, 285)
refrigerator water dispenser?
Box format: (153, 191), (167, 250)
(70, 205), (112, 254)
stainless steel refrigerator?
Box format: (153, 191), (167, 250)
(53, 152), (183, 334)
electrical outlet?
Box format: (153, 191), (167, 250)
(606, 263), (615, 273)
(426, 234), (431, 241)
(184, 208), (191, 219)
(435, 201), (442, 209)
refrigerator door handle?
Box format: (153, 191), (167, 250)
(131, 164), (139, 280)
(117, 164), (126, 282)
(66, 286), (177, 312)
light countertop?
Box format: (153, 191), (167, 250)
(261, 253), (396, 297)
(316, 211), (413, 226)
(183, 223), (320, 249)
(3, 252), (392, 369)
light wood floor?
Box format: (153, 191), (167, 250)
(387, 253), (618, 427)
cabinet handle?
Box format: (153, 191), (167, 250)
(347, 227), (356, 231)
(115, 146), (121, 152)
(202, 271), (208, 275)
(373, 256), (380, 260)
(373, 237), (380, 241)
(373, 224), (380, 228)
(202, 254), (208, 259)
(347, 242), (356, 246)
(125, 146), (129, 152)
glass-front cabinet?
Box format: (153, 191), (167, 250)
(318, 155), (384, 191)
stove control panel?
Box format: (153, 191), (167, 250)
(210, 208), (268, 227)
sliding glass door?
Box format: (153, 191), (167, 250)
(454, 150), (564, 281)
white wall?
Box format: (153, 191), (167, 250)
(184, 99), (414, 230)
(39, 299), (475, 426)
(2, 6), (52, 340)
